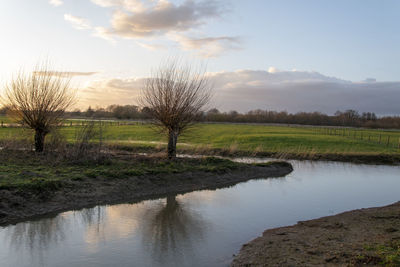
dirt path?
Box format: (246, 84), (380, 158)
(0, 162), (292, 226)
(232, 202), (400, 266)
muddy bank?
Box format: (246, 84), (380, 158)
(0, 162), (292, 226)
(119, 145), (400, 165)
(209, 151), (400, 165)
(232, 202), (400, 266)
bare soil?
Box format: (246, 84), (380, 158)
(232, 202), (400, 266)
(0, 162), (292, 226)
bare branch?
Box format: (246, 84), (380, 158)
(1, 62), (76, 152)
(139, 59), (212, 159)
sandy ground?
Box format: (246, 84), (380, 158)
(232, 202), (400, 266)
(0, 163), (293, 226)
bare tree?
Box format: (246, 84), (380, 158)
(2, 63), (75, 152)
(140, 61), (212, 159)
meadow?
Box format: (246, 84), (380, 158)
(1, 115), (399, 160)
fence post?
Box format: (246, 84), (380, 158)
(1, 121), (3, 127)
(398, 138), (400, 149)
(386, 136), (390, 146)
(361, 132), (363, 140)
(379, 134), (382, 144)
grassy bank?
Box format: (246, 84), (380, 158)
(0, 119), (399, 163)
(0, 151), (248, 191)
(0, 150), (293, 225)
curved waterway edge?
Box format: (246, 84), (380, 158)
(0, 161), (293, 226)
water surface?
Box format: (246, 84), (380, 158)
(0, 160), (399, 267)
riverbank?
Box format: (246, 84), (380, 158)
(107, 143), (400, 165)
(0, 152), (293, 226)
(176, 146), (400, 165)
(232, 201), (400, 266)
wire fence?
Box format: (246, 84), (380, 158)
(314, 127), (400, 149)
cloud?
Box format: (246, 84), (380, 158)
(77, 68), (400, 115)
(34, 71), (98, 77)
(65, 1), (239, 57)
(64, 14), (92, 30)
(268, 67), (279, 73)
(170, 34), (242, 57)
(91, 0), (147, 12)
(208, 69), (347, 86)
(49, 0), (63, 6)
(79, 77), (146, 107)
(362, 78), (377, 83)
(93, 27), (116, 42)
(207, 69), (400, 114)
(136, 41), (167, 51)
(100, 0), (224, 38)
(88, 0), (234, 52)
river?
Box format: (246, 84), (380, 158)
(0, 160), (399, 267)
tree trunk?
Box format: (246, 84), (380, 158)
(167, 130), (178, 159)
(34, 129), (46, 152)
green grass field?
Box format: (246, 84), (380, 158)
(1, 117), (399, 158)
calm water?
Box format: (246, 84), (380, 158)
(0, 160), (399, 267)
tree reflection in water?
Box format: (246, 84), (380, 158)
(7, 207), (105, 251)
(3, 195), (209, 266)
(5, 214), (67, 264)
(78, 206), (105, 233)
(7, 215), (66, 251)
(142, 194), (208, 265)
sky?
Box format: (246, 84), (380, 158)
(0, 0), (399, 114)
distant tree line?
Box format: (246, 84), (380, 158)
(3, 104), (399, 129)
(38, 105), (400, 129)
(203, 109), (400, 129)
(64, 105), (152, 120)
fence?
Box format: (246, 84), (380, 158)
(314, 127), (400, 149)
(0, 119), (149, 128)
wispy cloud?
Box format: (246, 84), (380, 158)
(49, 0), (63, 7)
(92, 0), (224, 38)
(72, 0), (240, 56)
(136, 42), (167, 51)
(93, 27), (116, 42)
(64, 14), (92, 30)
(91, 0), (147, 12)
(34, 71), (98, 77)
(170, 34), (242, 57)
(79, 77), (146, 107)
